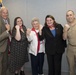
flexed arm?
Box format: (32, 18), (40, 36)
(0, 24), (10, 42)
(15, 25), (21, 41)
(26, 28), (33, 41)
(63, 24), (70, 40)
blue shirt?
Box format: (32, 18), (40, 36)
(51, 29), (56, 37)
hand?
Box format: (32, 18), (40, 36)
(5, 24), (10, 31)
(15, 25), (20, 30)
(63, 24), (70, 32)
(39, 25), (43, 35)
(65, 24), (70, 28)
(26, 28), (31, 35)
(39, 24), (43, 31)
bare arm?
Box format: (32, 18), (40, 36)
(15, 25), (21, 41)
(26, 28), (33, 41)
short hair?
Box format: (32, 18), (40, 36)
(66, 10), (75, 15)
(0, 6), (8, 15)
(31, 17), (40, 25)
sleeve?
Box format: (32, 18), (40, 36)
(60, 24), (67, 48)
(0, 17), (10, 42)
(27, 31), (33, 42)
(0, 21), (9, 42)
(0, 30), (9, 42)
(38, 27), (45, 41)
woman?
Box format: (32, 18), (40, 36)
(38, 15), (66, 75)
(27, 17), (45, 75)
(9, 17), (29, 75)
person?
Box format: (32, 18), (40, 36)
(0, 6), (11, 75)
(9, 17), (29, 75)
(38, 15), (66, 75)
(27, 17), (45, 75)
(63, 10), (76, 75)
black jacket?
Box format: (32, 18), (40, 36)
(39, 23), (66, 55)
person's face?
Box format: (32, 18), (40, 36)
(16, 18), (23, 26)
(32, 21), (39, 30)
(1, 9), (8, 19)
(66, 11), (75, 23)
(46, 17), (54, 26)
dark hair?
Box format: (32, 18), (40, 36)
(13, 17), (24, 28)
(44, 15), (56, 26)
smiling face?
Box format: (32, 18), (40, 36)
(16, 18), (23, 26)
(46, 17), (54, 26)
(45, 15), (55, 27)
(66, 10), (75, 23)
(32, 21), (39, 30)
(31, 18), (40, 30)
(1, 8), (8, 19)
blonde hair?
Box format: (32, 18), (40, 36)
(31, 17), (40, 25)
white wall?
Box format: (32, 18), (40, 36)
(2, 0), (76, 72)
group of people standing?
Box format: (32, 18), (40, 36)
(0, 6), (76, 75)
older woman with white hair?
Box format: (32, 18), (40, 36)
(27, 17), (45, 75)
